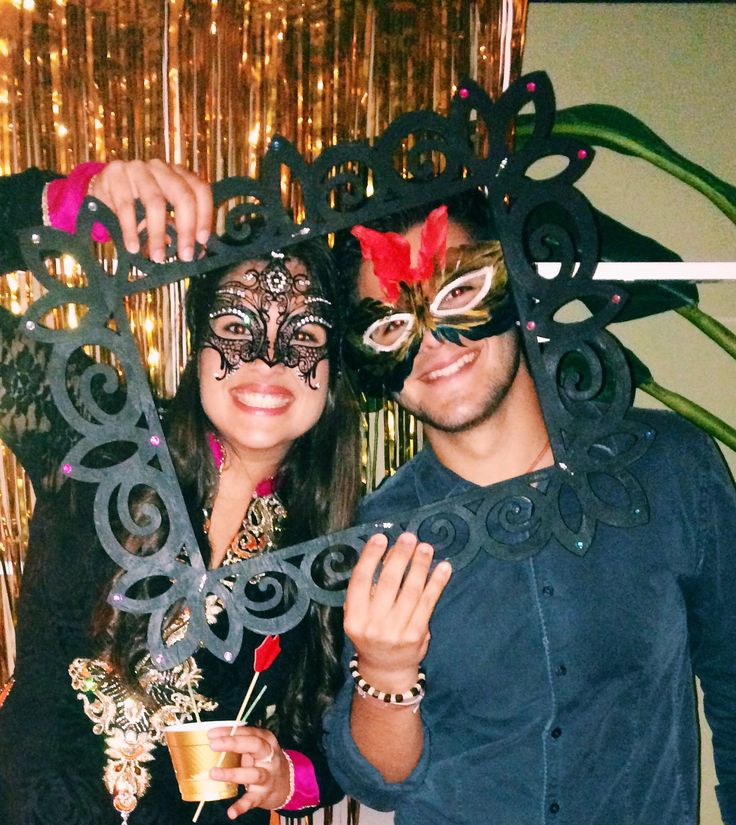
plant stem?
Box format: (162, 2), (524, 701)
(675, 305), (736, 360)
(638, 379), (736, 452)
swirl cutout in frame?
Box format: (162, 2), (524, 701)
(15, 71), (653, 667)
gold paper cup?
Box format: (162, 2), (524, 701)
(164, 720), (244, 802)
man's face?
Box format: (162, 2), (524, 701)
(357, 220), (521, 433)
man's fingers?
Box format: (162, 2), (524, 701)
(367, 533), (419, 616)
(390, 542), (435, 625)
(344, 533), (388, 627)
(408, 559), (452, 632)
(352, 533), (416, 619)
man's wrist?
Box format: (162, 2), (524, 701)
(356, 662), (421, 694)
(350, 655), (426, 710)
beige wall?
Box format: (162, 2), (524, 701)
(523, 5), (735, 825)
(328, 5), (736, 824)
(523, 3), (736, 479)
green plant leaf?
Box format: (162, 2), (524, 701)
(524, 203), (699, 320)
(516, 105), (736, 224)
(623, 347), (736, 452)
(595, 208), (681, 264)
(593, 208), (699, 321)
(675, 304), (736, 359)
(623, 347), (654, 386)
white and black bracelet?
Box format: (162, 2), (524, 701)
(349, 656), (426, 707)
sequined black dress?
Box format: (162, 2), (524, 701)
(0, 170), (342, 825)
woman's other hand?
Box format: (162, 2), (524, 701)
(343, 532), (452, 693)
(207, 726), (291, 817)
(89, 160), (212, 262)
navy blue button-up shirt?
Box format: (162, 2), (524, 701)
(324, 411), (736, 825)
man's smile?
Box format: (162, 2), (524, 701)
(418, 349), (479, 383)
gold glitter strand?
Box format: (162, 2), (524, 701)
(0, 0), (529, 688)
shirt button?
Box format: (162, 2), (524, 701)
(551, 727), (562, 739)
(542, 584), (554, 596)
(556, 664), (567, 676)
(549, 802), (560, 814)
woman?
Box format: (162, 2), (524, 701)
(0, 162), (361, 824)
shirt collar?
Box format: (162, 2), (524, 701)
(413, 442), (479, 506)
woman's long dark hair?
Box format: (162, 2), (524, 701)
(96, 237), (361, 745)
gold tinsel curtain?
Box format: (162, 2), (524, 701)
(0, 0), (528, 687)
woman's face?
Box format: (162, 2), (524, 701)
(197, 254), (332, 461)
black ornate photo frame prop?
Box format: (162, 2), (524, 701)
(18, 72), (652, 669)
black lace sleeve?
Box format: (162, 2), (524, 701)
(0, 169), (63, 274)
(0, 304), (90, 490)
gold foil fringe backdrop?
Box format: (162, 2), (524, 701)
(0, 0), (529, 684)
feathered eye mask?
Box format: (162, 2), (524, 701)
(345, 206), (517, 395)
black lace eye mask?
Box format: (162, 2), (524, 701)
(198, 255), (334, 388)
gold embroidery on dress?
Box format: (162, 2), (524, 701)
(71, 480), (285, 821)
(204, 489), (287, 566)
(0, 676), (13, 709)
(69, 651), (216, 821)
(204, 487), (287, 585)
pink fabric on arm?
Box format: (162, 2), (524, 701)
(46, 161), (110, 242)
(280, 750), (320, 810)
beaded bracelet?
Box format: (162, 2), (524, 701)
(349, 656), (426, 707)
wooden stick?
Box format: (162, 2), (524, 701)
(191, 678), (267, 823)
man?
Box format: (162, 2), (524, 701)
(323, 192), (736, 825)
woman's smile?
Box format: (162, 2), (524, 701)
(229, 382), (294, 415)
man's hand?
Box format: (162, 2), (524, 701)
(88, 159), (213, 262)
(344, 532), (452, 693)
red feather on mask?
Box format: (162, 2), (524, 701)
(351, 205), (448, 304)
